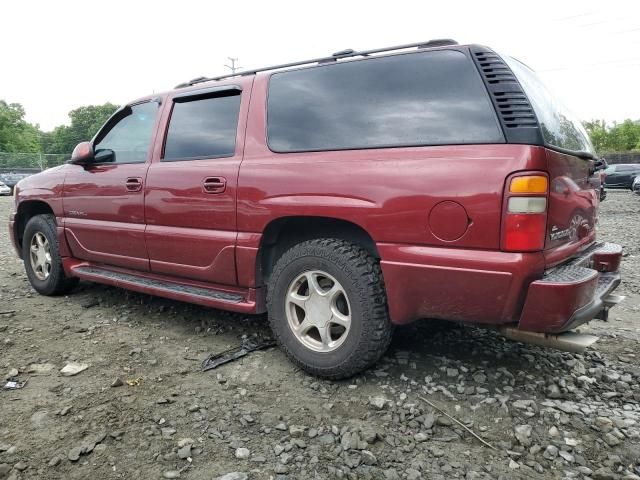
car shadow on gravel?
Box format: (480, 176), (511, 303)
(71, 279), (598, 387)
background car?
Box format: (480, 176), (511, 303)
(0, 173), (33, 194)
(0, 181), (11, 196)
(633, 176), (640, 195)
(603, 163), (640, 189)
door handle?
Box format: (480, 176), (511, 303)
(125, 177), (143, 192)
(203, 176), (226, 194)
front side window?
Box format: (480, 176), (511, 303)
(267, 50), (504, 152)
(503, 56), (596, 156)
(94, 102), (158, 164)
(163, 93), (241, 161)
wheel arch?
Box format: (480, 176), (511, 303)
(256, 216), (380, 286)
(15, 200), (56, 254)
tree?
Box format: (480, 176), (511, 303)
(583, 119), (640, 153)
(583, 120), (609, 152)
(44, 103), (119, 154)
(0, 100), (41, 153)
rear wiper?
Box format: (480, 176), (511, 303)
(592, 158), (607, 171)
(573, 150), (599, 161)
(549, 145), (600, 162)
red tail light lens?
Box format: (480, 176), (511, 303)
(502, 173), (549, 252)
(503, 213), (547, 251)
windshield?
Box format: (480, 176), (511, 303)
(503, 56), (596, 157)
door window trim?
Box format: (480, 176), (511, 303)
(90, 99), (162, 166)
(161, 85), (243, 163)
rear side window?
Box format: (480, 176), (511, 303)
(267, 50), (504, 152)
(503, 56), (595, 156)
(163, 93), (241, 161)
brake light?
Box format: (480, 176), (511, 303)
(502, 173), (548, 252)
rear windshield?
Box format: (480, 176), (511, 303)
(267, 50), (504, 152)
(503, 56), (596, 156)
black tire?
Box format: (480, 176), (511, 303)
(267, 238), (393, 379)
(23, 214), (78, 296)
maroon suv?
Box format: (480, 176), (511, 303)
(9, 40), (623, 378)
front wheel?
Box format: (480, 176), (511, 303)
(23, 214), (78, 296)
(267, 238), (393, 379)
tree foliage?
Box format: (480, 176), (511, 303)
(42, 103), (119, 154)
(0, 101), (41, 153)
(1, 100), (119, 158)
(583, 119), (640, 153)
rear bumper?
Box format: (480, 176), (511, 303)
(379, 241), (623, 331)
(378, 243), (546, 325)
(518, 242), (623, 332)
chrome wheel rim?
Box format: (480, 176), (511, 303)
(29, 232), (52, 281)
(285, 270), (351, 353)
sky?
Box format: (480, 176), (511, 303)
(1, 0), (639, 132)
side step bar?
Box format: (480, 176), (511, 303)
(499, 327), (599, 353)
(69, 264), (260, 314)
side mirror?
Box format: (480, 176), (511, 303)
(70, 141), (94, 165)
(94, 148), (115, 163)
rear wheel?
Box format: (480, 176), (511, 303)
(23, 214), (78, 296)
(267, 238), (393, 379)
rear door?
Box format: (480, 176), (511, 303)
(144, 80), (252, 285)
(63, 100), (161, 271)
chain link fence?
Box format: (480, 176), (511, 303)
(0, 152), (69, 171)
(602, 152), (640, 164)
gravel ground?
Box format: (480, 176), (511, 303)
(0, 191), (639, 480)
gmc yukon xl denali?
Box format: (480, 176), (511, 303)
(9, 40), (623, 378)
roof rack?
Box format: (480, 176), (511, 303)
(175, 39), (458, 88)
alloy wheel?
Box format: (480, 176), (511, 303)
(29, 232), (52, 281)
(285, 270), (351, 352)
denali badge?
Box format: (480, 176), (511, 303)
(550, 214), (590, 241)
(67, 210), (87, 217)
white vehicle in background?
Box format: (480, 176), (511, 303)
(0, 182), (11, 196)
(633, 176), (640, 195)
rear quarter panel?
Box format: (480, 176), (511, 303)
(238, 74), (549, 272)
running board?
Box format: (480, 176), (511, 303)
(499, 327), (599, 353)
(70, 264), (259, 314)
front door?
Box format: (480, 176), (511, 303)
(63, 100), (161, 271)
(144, 81), (252, 285)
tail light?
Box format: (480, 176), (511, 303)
(502, 173), (548, 252)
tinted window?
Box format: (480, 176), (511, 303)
(504, 56), (595, 156)
(267, 50), (504, 152)
(94, 102), (158, 163)
(164, 93), (241, 161)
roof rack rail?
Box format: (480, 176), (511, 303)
(175, 39), (459, 88)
